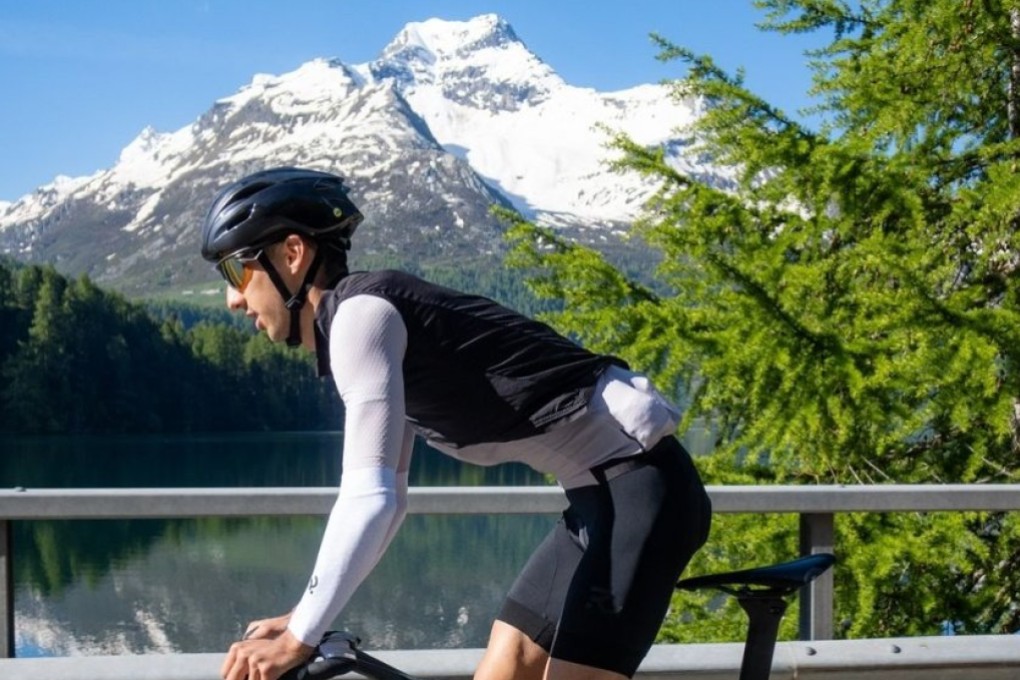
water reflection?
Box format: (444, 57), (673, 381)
(2, 433), (551, 656)
(3, 428), (714, 656)
(14, 514), (552, 655)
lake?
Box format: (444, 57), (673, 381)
(2, 432), (554, 656)
(1, 428), (715, 657)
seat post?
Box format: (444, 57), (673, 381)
(735, 594), (789, 680)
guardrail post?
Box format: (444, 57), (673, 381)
(799, 512), (834, 641)
(1, 520), (12, 658)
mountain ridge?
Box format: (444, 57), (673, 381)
(0, 14), (719, 299)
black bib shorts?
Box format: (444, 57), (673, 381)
(497, 436), (712, 677)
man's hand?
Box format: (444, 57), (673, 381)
(221, 628), (313, 680)
(242, 612), (293, 640)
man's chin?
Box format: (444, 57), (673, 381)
(263, 325), (285, 343)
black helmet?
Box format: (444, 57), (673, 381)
(201, 167), (363, 263)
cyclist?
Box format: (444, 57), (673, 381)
(204, 167), (712, 680)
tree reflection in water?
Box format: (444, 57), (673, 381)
(3, 432), (552, 655)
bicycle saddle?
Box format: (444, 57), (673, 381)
(676, 553), (836, 596)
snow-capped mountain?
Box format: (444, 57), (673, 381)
(363, 14), (705, 224)
(0, 14), (715, 297)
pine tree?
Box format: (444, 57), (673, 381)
(507, 0), (1020, 638)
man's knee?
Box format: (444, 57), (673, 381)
(474, 620), (548, 680)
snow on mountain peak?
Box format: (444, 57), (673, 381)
(0, 173), (96, 234)
(393, 14), (519, 58)
(370, 13), (561, 110)
(118, 126), (168, 167)
(110, 122), (197, 195)
(366, 15), (701, 223)
(219, 58), (362, 114)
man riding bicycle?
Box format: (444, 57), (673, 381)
(202, 167), (712, 680)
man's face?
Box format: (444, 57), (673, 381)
(225, 245), (292, 343)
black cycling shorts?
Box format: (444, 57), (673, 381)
(497, 436), (711, 677)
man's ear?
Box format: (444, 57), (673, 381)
(280, 234), (310, 275)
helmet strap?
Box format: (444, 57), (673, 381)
(256, 247), (325, 348)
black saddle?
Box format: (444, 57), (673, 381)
(676, 553), (837, 680)
(677, 552), (836, 595)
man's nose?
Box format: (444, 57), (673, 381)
(226, 285), (246, 311)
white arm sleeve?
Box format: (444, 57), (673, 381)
(287, 295), (414, 645)
(375, 429), (413, 560)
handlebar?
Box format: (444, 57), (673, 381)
(279, 631), (418, 680)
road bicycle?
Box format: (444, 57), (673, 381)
(281, 552), (836, 680)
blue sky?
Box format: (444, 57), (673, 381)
(0, 0), (826, 202)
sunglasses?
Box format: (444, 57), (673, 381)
(215, 250), (262, 292)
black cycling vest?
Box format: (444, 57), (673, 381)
(314, 270), (626, 447)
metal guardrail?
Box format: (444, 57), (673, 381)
(1, 484), (1019, 665)
(3, 483), (1020, 518)
(0, 635), (1018, 679)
